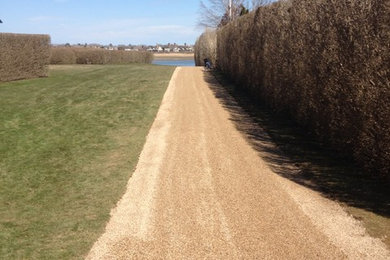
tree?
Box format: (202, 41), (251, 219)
(239, 4), (249, 16)
(198, 0), (272, 28)
(250, 0), (272, 10)
(218, 12), (230, 27)
(198, 0), (246, 28)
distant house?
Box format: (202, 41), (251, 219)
(88, 44), (101, 49)
(141, 43), (194, 53)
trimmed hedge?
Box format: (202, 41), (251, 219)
(0, 33), (50, 82)
(216, 0), (390, 176)
(194, 30), (217, 66)
(50, 48), (153, 65)
(49, 47), (76, 64)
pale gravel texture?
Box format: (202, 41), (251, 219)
(87, 67), (390, 259)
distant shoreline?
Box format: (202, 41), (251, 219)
(153, 53), (194, 60)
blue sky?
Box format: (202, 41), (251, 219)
(0, 0), (203, 45)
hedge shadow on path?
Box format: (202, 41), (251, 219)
(203, 71), (390, 219)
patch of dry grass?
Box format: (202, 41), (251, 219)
(345, 206), (390, 247)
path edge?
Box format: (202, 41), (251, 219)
(86, 67), (181, 259)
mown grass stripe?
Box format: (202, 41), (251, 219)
(0, 64), (175, 259)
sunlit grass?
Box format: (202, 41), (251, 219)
(0, 64), (175, 258)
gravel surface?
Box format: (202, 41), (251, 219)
(87, 67), (389, 259)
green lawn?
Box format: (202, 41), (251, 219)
(0, 64), (175, 259)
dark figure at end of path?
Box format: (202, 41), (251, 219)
(204, 58), (212, 70)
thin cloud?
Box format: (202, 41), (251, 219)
(29, 16), (63, 22)
(52, 17), (199, 44)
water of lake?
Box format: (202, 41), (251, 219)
(152, 59), (195, 67)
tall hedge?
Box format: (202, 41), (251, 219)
(216, 0), (390, 176)
(0, 33), (50, 82)
(50, 48), (153, 65)
(49, 47), (76, 64)
(194, 29), (217, 66)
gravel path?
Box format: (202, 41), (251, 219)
(87, 67), (389, 259)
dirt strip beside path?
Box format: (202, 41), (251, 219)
(87, 67), (389, 259)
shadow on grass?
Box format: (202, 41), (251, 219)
(203, 71), (390, 218)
